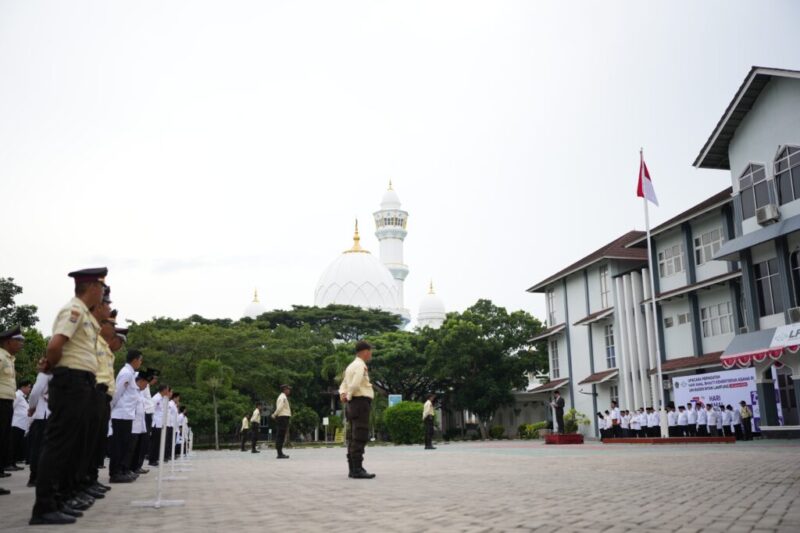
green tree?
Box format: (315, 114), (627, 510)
(290, 405), (320, 440)
(196, 359), (233, 450)
(0, 277), (39, 330)
(252, 304), (401, 342)
(368, 330), (444, 401)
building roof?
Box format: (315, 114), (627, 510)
(573, 307), (614, 326)
(648, 352), (723, 375)
(530, 323), (566, 343)
(526, 377), (570, 393)
(578, 369), (618, 385)
(627, 188), (733, 247)
(527, 231), (647, 293)
(693, 67), (800, 170)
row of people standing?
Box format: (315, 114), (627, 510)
(240, 385), (293, 458)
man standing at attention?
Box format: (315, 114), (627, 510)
(340, 341), (376, 479)
(250, 403), (261, 453)
(272, 385), (292, 459)
(0, 326), (24, 495)
(240, 412), (250, 452)
(423, 393), (436, 450)
(551, 390), (565, 434)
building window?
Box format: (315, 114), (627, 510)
(700, 302), (733, 337)
(677, 312), (691, 325)
(658, 244), (684, 278)
(550, 339), (560, 379)
(694, 228), (724, 266)
(739, 163), (769, 219)
(609, 385), (619, 405)
(776, 146), (800, 205)
(755, 259), (785, 317)
(604, 324), (615, 368)
(790, 250), (800, 306)
(547, 289), (556, 325)
(599, 265), (610, 308)
(664, 316), (674, 328)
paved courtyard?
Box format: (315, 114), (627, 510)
(2, 440), (800, 532)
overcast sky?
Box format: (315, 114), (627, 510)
(3, 1), (799, 332)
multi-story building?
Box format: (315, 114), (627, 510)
(695, 66), (800, 434)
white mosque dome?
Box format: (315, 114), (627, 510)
(380, 181), (401, 209)
(243, 289), (266, 319)
(314, 223), (401, 313)
(417, 281), (446, 329)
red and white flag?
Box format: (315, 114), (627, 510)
(636, 153), (659, 206)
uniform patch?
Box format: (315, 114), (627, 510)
(69, 309), (80, 323)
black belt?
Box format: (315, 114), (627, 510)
(96, 383), (109, 393)
(350, 396), (372, 402)
(53, 367), (96, 384)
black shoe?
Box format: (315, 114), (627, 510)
(30, 511), (77, 525)
(425, 446), (437, 450)
(136, 468), (149, 474)
(96, 482), (111, 491)
(148, 461), (159, 467)
(350, 469), (376, 479)
(76, 491), (95, 505)
(90, 482), (108, 493)
(251, 450), (260, 453)
(59, 503), (84, 518)
(27, 480), (36, 487)
(6, 464), (23, 471)
(0, 487), (9, 495)
(277, 454), (290, 459)
(0, 472), (10, 477)
(109, 474), (134, 483)
(65, 497), (91, 511)
(84, 487), (105, 499)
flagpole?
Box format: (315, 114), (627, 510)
(641, 148), (667, 438)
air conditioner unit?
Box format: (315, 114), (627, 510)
(789, 307), (800, 323)
(756, 203), (780, 225)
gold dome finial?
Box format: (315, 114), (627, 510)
(388, 178), (393, 191)
(345, 218), (369, 253)
(253, 288), (259, 303)
(428, 280), (435, 294)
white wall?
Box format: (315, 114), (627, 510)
(660, 297), (694, 359)
(655, 229), (689, 293)
(696, 287), (736, 353)
(692, 212), (730, 281)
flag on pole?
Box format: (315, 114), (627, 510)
(636, 152), (659, 206)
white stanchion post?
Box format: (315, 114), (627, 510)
(164, 399), (188, 481)
(131, 394), (184, 508)
(177, 418), (193, 471)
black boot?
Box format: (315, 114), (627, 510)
(350, 461), (375, 479)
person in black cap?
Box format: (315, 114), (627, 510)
(31, 267), (107, 525)
(0, 325), (24, 495)
(339, 340), (375, 479)
(272, 385), (292, 459)
(139, 368), (158, 469)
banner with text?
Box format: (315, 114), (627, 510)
(672, 368), (760, 421)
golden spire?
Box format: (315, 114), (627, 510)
(428, 280), (435, 295)
(388, 178), (393, 191)
(253, 288), (259, 303)
(345, 218), (369, 253)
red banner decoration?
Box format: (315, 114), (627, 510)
(720, 348), (785, 369)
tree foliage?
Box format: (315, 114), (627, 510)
(0, 277), (39, 331)
(383, 401), (424, 444)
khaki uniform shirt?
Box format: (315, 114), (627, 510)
(339, 356), (374, 400)
(274, 392), (291, 417)
(423, 399), (435, 419)
(0, 347), (16, 400)
(241, 416), (250, 431)
(95, 337), (116, 396)
(52, 297), (100, 374)
(250, 408), (261, 424)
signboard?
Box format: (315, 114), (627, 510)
(388, 394), (403, 408)
(322, 417), (329, 426)
(672, 368), (761, 430)
(771, 323), (800, 348)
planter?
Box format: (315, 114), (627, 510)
(545, 433), (584, 445)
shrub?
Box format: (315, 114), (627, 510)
(489, 425), (506, 439)
(563, 408), (591, 434)
(518, 421), (549, 439)
(290, 406), (320, 439)
(383, 401), (424, 444)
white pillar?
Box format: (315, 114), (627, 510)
(623, 275), (641, 410)
(642, 267), (659, 408)
(614, 277), (633, 411)
(631, 271), (652, 408)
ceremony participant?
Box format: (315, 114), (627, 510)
(629, 409), (641, 438)
(596, 412), (607, 439)
(721, 404), (733, 437)
(9, 379), (32, 470)
(620, 410), (630, 438)
(249, 403), (261, 454)
(272, 385), (292, 459)
(696, 403), (708, 436)
(139, 369), (158, 469)
(27, 357), (51, 488)
(87, 303), (117, 495)
(705, 404), (718, 437)
(240, 412), (250, 452)
(740, 401), (753, 441)
(128, 372), (150, 475)
(0, 325), (24, 495)
(110, 349), (143, 483)
(666, 405), (677, 438)
(166, 392), (180, 462)
(610, 401), (621, 438)
(731, 404), (743, 440)
(647, 407), (660, 437)
(31, 267), (107, 525)
(339, 340), (376, 479)
(148, 385), (170, 466)
(677, 405), (688, 437)
(715, 405), (724, 435)
(604, 410), (613, 436)
(175, 405), (187, 458)
(423, 393), (436, 449)
(551, 390), (565, 434)
(686, 403), (697, 436)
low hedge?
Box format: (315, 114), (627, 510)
(383, 401), (424, 444)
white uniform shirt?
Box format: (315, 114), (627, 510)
(12, 389), (30, 431)
(152, 392), (167, 428)
(28, 372), (51, 420)
(667, 411), (677, 427)
(677, 410), (688, 425)
(143, 386), (156, 415)
(167, 400), (178, 428)
(722, 409), (732, 425)
(621, 414), (630, 429)
(716, 408), (724, 429)
(732, 409), (742, 425)
(647, 412), (659, 427)
(111, 363), (138, 420)
(605, 416), (613, 430)
(132, 389), (146, 434)
(630, 415), (641, 430)
(697, 408), (707, 425)
(176, 413), (185, 444)
(611, 407), (620, 423)
(687, 407), (698, 425)
(706, 409), (717, 427)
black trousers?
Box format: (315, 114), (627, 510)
(28, 419), (47, 483)
(723, 426), (733, 437)
(424, 416), (434, 447)
(240, 429), (248, 451)
(275, 416), (290, 455)
(33, 368), (95, 516)
(733, 423), (743, 440)
(140, 413), (152, 464)
(678, 425), (687, 437)
(696, 425), (707, 436)
(129, 432), (145, 471)
(0, 399), (11, 473)
(554, 409), (564, 434)
(164, 427), (173, 461)
(110, 418), (133, 476)
(148, 427), (162, 465)
(346, 397), (371, 466)
(9, 426), (26, 465)
(686, 424), (697, 437)
(742, 418), (753, 440)
(90, 389), (110, 482)
(250, 423), (260, 451)
(649, 426), (660, 438)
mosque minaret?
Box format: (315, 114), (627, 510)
(373, 180), (410, 319)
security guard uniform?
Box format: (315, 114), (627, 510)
(339, 353), (374, 478)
